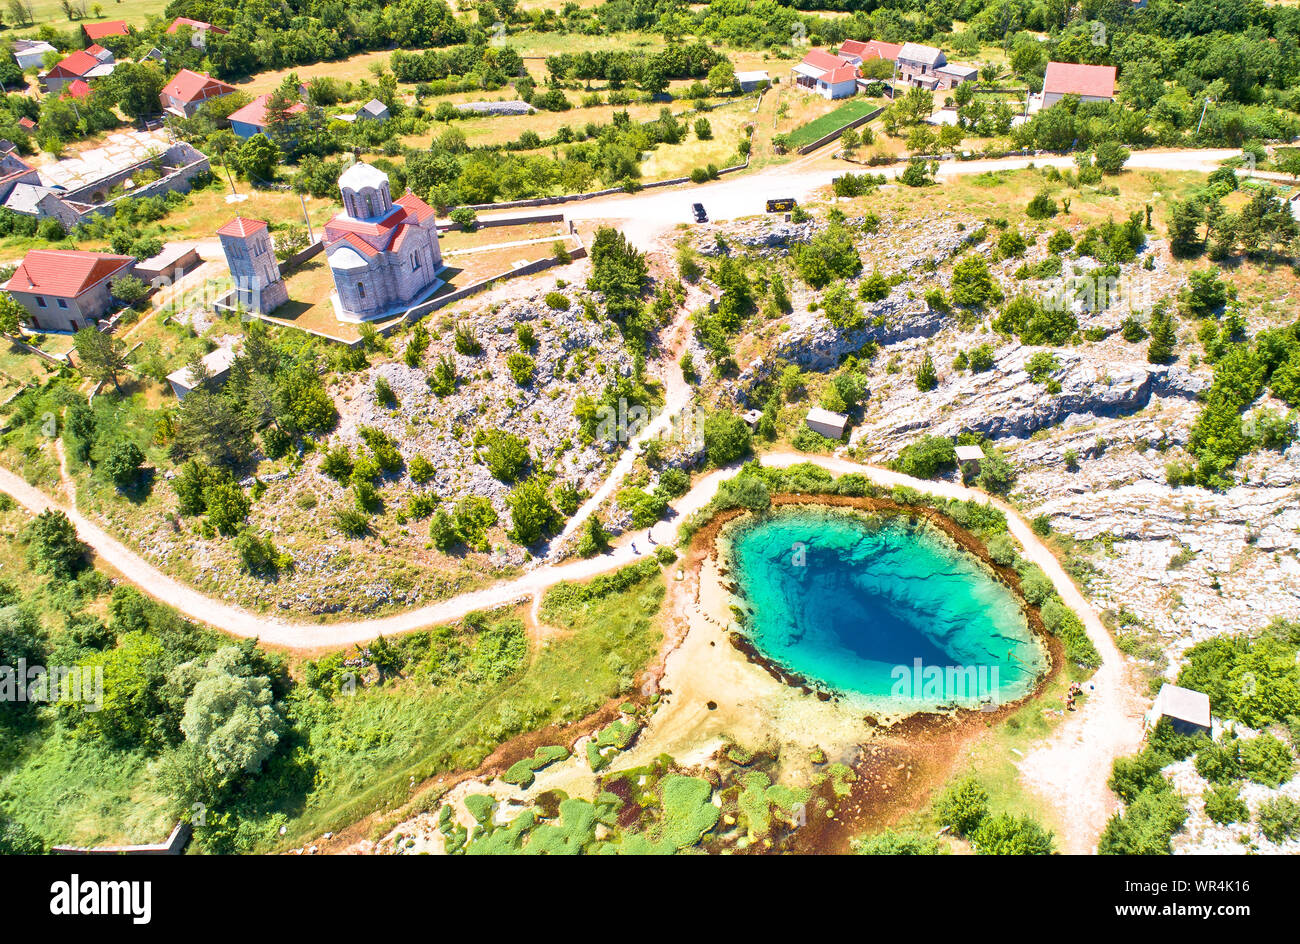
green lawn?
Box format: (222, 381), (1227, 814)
(787, 97), (881, 148)
(12, 1), (172, 34)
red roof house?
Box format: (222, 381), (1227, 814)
(42, 49), (115, 94)
(839, 39), (903, 63)
(82, 20), (130, 44)
(62, 79), (92, 101)
(167, 17), (229, 48)
(3, 249), (136, 332)
(160, 68), (238, 118)
(1042, 62), (1117, 107)
(792, 49), (860, 99)
(228, 93), (307, 139)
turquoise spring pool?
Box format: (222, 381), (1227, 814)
(725, 506), (1048, 711)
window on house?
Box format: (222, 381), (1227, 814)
(365, 194), (374, 217)
(357, 282), (366, 299)
(57, 298), (67, 308)
(36, 296), (46, 307)
(411, 252), (420, 271)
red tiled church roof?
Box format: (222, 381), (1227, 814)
(216, 217), (268, 238)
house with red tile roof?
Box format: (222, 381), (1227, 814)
(160, 69), (237, 118)
(791, 48), (859, 99)
(228, 93), (307, 139)
(166, 17), (229, 49)
(82, 20), (130, 45)
(322, 163), (443, 322)
(3, 249), (136, 332)
(41, 49), (115, 95)
(838, 39), (903, 64)
(1041, 61), (1117, 108)
(62, 79), (92, 101)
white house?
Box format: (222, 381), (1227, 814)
(1148, 683), (1211, 736)
(11, 39), (56, 71)
(735, 70), (770, 92)
(792, 49), (859, 99)
(166, 345), (237, 400)
(805, 407), (848, 439)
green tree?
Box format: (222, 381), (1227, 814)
(0, 292), (26, 335)
(204, 482), (250, 536)
(103, 438), (146, 488)
(702, 412), (751, 467)
(479, 429), (531, 483)
(914, 353), (938, 391)
(972, 813), (1055, 855)
(73, 327), (128, 391)
(174, 647), (284, 784)
(23, 509), (84, 575)
(507, 475), (560, 545)
(934, 776), (989, 837)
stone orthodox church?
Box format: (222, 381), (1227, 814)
(324, 162), (443, 322)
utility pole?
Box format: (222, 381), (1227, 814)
(300, 191), (314, 242)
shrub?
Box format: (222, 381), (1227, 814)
(506, 352), (535, 386)
(478, 429), (531, 483)
(914, 353), (938, 391)
(103, 439), (146, 488)
(1203, 783), (1248, 826)
(892, 435), (955, 480)
(374, 375), (396, 407)
(934, 777), (988, 837)
(702, 413), (752, 467)
(855, 830), (943, 855)
(1194, 740), (1240, 785)
(1097, 788), (1188, 855)
(544, 292), (570, 310)
(1238, 734), (1295, 788)
(205, 483), (250, 536)
(1025, 191), (1057, 219)
(1256, 797), (1300, 843)
(972, 813), (1055, 855)
(968, 344), (995, 372)
(333, 506), (369, 537)
(408, 454), (435, 484)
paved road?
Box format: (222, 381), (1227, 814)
(487, 147), (1239, 246)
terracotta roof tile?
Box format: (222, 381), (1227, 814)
(4, 249), (135, 297)
(216, 217), (268, 238)
(1043, 61), (1116, 99)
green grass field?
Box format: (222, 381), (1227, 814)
(12, 0), (172, 34)
(787, 97), (880, 148)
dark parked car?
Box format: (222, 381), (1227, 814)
(691, 202), (708, 222)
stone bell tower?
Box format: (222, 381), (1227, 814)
(217, 216), (289, 314)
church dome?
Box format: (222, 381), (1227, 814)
(338, 162), (390, 194)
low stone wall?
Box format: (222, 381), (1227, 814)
(453, 158), (750, 214)
(278, 239), (325, 274)
(51, 821), (191, 855)
(794, 106), (884, 156)
(437, 211), (565, 232)
(390, 245), (588, 332)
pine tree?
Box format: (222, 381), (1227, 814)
(1147, 306), (1177, 364)
(915, 353), (938, 391)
